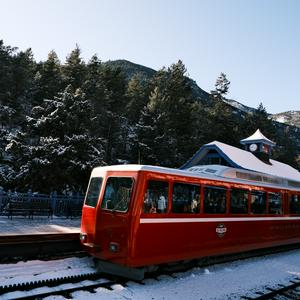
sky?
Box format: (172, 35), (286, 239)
(0, 0), (299, 114)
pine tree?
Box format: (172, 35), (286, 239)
(20, 86), (106, 192)
(9, 48), (37, 123)
(208, 73), (240, 145)
(99, 64), (127, 163)
(273, 126), (299, 168)
(137, 60), (198, 167)
(0, 40), (17, 107)
(62, 45), (86, 89)
(125, 74), (149, 124)
(211, 72), (230, 98)
(242, 102), (276, 139)
(31, 50), (62, 106)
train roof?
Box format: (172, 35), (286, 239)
(91, 164), (300, 191)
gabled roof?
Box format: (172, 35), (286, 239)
(240, 129), (276, 146)
(181, 141), (300, 182)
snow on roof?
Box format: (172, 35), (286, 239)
(205, 141), (300, 182)
(240, 129), (276, 146)
(91, 163), (300, 190)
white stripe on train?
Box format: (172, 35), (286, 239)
(140, 217), (300, 223)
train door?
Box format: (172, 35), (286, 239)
(94, 175), (135, 264)
(80, 176), (103, 247)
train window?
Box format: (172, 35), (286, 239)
(101, 177), (133, 212)
(268, 192), (282, 214)
(230, 189), (248, 214)
(250, 191), (266, 214)
(143, 180), (169, 214)
(172, 183), (200, 214)
(289, 194), (300, 214)
(204, 186), (226, 214)
(85, 177), (103, 207)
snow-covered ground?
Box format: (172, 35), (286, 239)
(0, 215), (80, 235)
(2, 249), (300, 299)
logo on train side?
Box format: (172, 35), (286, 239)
(216, 223), (227, 238)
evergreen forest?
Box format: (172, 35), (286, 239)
(0, 41), (299, 193)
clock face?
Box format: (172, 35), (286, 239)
(249, 143), (258, 152)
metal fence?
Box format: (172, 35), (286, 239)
(0, 189), (84, 217)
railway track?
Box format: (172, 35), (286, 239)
(1, 242), (300, 299)
(0, 272), (117, 300)
(0, 233), (82, 262)
(4, 271), (300, 300)
(243, 277), (300, 299)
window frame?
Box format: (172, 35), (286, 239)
(250, 190), (267, 215)
(229, 188), (249, 215)
(142, 179), (170, 215)
(289, 193), (300, 215)
(100, 176), (135, 213)
(171, 181), (201, 214)
(84, 177), (103, 208)
(203, 185), (228, 215)
(267, 191), (283, 215)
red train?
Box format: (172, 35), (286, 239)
(80, 164), (300, 279)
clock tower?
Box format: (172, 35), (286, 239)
(240, 129), (276, 164)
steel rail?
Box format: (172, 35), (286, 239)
(0, 272), (116, 300)
(242, 278), (300, 299)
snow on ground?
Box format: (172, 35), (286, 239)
(274, 116), (287, 124)
(1, 249), (300, 300)
(0, 215), (80, 235)
(0, 257), (94, 287)
(68, 249), (300, 300)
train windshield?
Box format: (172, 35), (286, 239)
(85, 177), (103, 207)
(101, 177), (134, 212)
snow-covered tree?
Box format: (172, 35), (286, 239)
(19, 86), (106, 192)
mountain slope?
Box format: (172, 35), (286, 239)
(105, 59), (299, 130)
(105, 59), (210, 102)
(271, 111), (300, 127)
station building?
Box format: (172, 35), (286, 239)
(181, 129), (300, 184)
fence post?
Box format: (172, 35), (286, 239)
(50, 191), (57, 213)
(0, 187), (3, 211)
(27, 189), (33, 202)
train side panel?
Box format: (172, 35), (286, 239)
(129, 171), (300, 267)
(131, 219), (300, 267)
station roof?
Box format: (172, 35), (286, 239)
(240, 129), (276, 146)
(181, 140), (300, 182)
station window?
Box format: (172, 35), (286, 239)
(85, 177), (103, 207)
(204, 186), (226, 214)
(143, 180), (169, 214)
(172, 183), (200, 214)
(268, 192), (282, 214)
(230, 189), (248, 214)
(289, 194), (300, 214)
(101, 177), (133, 212)
(250, 191), (266, 214)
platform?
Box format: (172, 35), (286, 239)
(0, 215), (80, 236)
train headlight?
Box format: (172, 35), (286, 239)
(109, 242), (119, 253)
(80, 233), (87, 243)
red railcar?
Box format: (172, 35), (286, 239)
(80, 164), (300, 279)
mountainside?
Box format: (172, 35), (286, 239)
(105, 59), (210, 102)
(104, 59), (300, 155)
(223, 99), (256, 114)
(104, 59), (156, 82)
(271, 111), (300, 128)
(106, 60), (299, 128)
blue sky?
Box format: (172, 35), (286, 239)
(0, 0), (299, 114)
